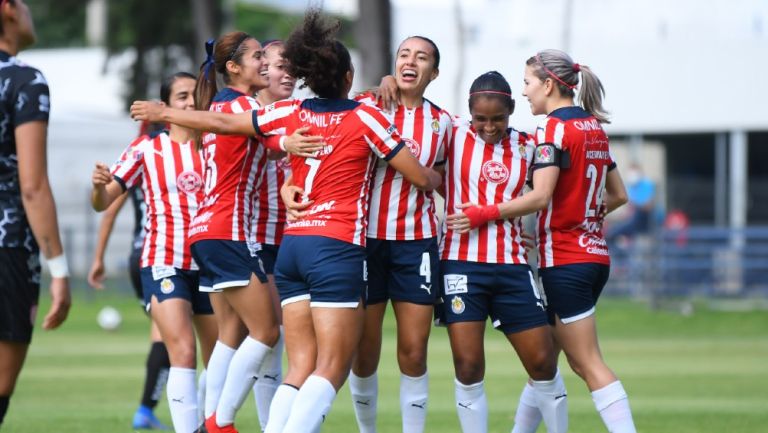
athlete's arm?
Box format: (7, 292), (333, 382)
(91, 162), (126, 212)
(446, 166), (560, 233)
(88, 191), (129, 289)
(387, 149), (442, 191)
(16, 120), (71, 330)
(603, 167), (628, 214)
(130, 101), (255, 136)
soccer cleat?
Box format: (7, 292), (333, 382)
(204, 412), (239, 433)
(132, 406), (171, 430)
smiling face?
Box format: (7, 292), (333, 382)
(523, 65), (549, 116)
(260, 44), (296, 101)
(394, 37), (439, 97)
(470, 95), (511, 144)
(228, 38), (268, 91)
(168, 77), (196, 111)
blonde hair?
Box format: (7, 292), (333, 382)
(526, 49), (610, 123)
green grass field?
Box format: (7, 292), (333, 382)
(5, 291), (768, 432)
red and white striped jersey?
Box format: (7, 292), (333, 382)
(440, 119), (534, 264)
(189, 88), (267, 245)
(534, 106), (615, 268)
(253, 98), (404, 246)
(111, 132), (204, 269)
(252, 157), (290, 245)
(355, 93), (451, 241)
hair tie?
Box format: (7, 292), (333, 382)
(572, 63), (581, 73)
(469, 90), (512, 97)
(202, 38), (215, 79)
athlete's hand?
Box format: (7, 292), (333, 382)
(446, 202), (475, 233)
(521, 231), (536, 252)
(130, 100), (165, 122)
(283, 127), (324, 158)
(43, 277), (71, 330)
(87, 259), (106, 290)
(91, 162), (112, 187)
(281, 184), (312, 221)
(375, 75), (399, 112)
(447, 202), (501, 233)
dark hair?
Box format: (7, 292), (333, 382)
(0, 0), (17, 36)
(400, 36), (440, 70)
(283, 8), (352, 98)
(160, 72), (196, 105)
(526, 49), (610, 123)
(194, 31), (255, 111)
(468, 71), (515, 113)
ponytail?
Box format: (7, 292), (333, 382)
(526, 49), (610, 123)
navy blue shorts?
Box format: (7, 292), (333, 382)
(538, 263), (610, 325)
(275, 235), (366, 308)
(439, 260), (548, 334)
(140, 266), (213, 315)
(191, 239), (267, 293)
(0, 248), (40, 343)
(366, 237), (439, 305)
(258, 243), (280, 275)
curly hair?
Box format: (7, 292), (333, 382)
(283, 8), (352, 98)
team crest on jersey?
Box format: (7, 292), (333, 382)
(431, 119), (440, 133)
(451, 296), (466, 314)
(518, 144), (527, 156)
(481, 160), (509, 184)
(177, 171), (203, 194)
(160, 278), (175, 294)
(403, 138), (421, 157)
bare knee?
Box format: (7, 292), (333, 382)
(453, 354), (484, 385)
(522, 349), (557, 381)
(167, 342), (196, 368)
(353, 349), (380, 377)
(251, 325), (280, 348)
(397, 342), (428, 376)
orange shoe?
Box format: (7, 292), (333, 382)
(204, 413), (239, 433)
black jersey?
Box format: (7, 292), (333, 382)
(128, 185), (146, 251)
(0, 50), (50, 252)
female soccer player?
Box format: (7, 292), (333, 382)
(91, 72), (217, 433)
(440, 71), (567, 433)
(0, 0), (71, 426)
(349, 35), (451, 433)
(130, 10), (442, 433)
(88, 138), (171, 429)
(250, 39), (295, 430)
(458, 50), (634, 433)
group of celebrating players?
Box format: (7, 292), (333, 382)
(0, 1), (637, 432)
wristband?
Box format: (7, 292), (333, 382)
(279, 135), (287, 152)
(47, 254), (70, 278)
(463, 204), (501, 229)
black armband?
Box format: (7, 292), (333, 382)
(532, 143), (570, 170)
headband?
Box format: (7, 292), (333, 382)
(228, 33), (252, 62)
(469, 90), (513, 97)
(536, 54), (577, 90)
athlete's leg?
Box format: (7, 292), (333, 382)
(392, 301), (432, 433)
(554, 316), (636, 433)
(253, 274), (283, 431)
(264, 299), (315, 433)
(350, 301), (386, 433)
(150, 296), (199, 433)
(204, 293), (245, 419)
(447, 321), (488, 433)
(281, 304), (364, 433)
(0, 341), (28, 425)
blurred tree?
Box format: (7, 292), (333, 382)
(354, 0), (391, 88)
(27, 0), (87, 47)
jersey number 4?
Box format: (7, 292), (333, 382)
(585, 163), (607, 218)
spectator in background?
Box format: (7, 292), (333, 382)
(608, 162), (656, 241)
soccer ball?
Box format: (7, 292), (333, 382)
(97, 306), (122, 331)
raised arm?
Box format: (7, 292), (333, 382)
(16, 120), (71, 330)
(130, 101), (256, 136)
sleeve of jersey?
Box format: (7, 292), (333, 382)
(353, 92), (378, 107)
(608, 149), (617, 171)
(532, 117), (566, 171)
(356, 105), (404, 161)
(110, 137), (146, 192)
(13, 69), (50, 127)
(433, 111), (452, 166)
(252, 100), (297, 137)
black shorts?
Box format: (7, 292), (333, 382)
(258, 243), (280, 275)
(538, 263), (610, 325)
(0, 248), (41, 343)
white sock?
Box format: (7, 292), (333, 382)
(454, 379), (488, 433)
(205, 341), (236, 418)
(215, 336), (272, 426)
(349, 371), (378, 433)
(511, 383), (542, 433)
(264, 384), (299, 433)
(282, 375), (337, 433)
(167, 367), (198, 433)
(254, 327), (284, 430)
(400, 372), (429, 433)
(531, 370), (568, 433)
(592, 381), (636, 433)
(197, 369), (207, 426)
